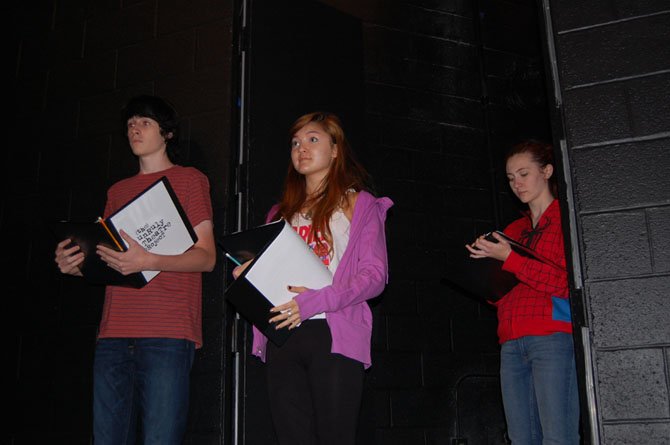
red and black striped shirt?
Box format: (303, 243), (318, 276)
(98, 165), (212, 348)
(494, 199), (572, 343)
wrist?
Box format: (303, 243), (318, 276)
(144, 252), (159, 271)
(503, 246), (512, 261)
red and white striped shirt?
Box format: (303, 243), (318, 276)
(98, 165), (212, 348)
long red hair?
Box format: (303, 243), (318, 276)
(272, 112), (371, 247)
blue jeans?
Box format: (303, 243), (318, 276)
(93, 338), (195, 445)
(500, 333), (579, 445)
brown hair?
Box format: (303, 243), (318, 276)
(272, 112), (371, 247)
(505, 139), (558, 198)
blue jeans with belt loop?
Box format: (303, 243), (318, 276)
(93, 338), (195, 445)
(500, 333), (580, 445)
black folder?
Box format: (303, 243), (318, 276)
(220, 220), (292, 346)
(51, 221), (147, 288)
(51, 176), (197, 288)
(220, 219), (333, 347)
(442, 231), (565, 302)
(226, 276), (293, 347)
(442, 255), (518, 302)
(220, 219), (286, 265)
(487, 230), (563, 270)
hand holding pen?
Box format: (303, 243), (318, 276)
(465, 231), (512, 262)
(225, 253), (252, 279)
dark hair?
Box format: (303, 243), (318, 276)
(122, 95), (180, 160)
(505, 139), (558, 198)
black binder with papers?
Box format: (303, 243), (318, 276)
(442, 231), (565, 302)
(52, 176), (197, 288)
(220, 219), (333, 346)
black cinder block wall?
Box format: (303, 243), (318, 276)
(9, 0), (549, 443)
(357, 3), (500, 441)
(325, 0), (550, 443)
(10, 0), (668, 444)
(9, 1), (235, 443)
(543, 1), (670, 443)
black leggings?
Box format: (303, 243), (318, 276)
(266, 320), (364, 445)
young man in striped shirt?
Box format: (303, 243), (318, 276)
(54, 95), (216, 444)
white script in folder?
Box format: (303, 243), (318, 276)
(108, 180), (195, 282)
(245, 220), (332, 318)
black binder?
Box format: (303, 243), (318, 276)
(52, 176), (197, 288)
(442, 231), (565, 302)
(221, 220), (292, 346)
(51, 221), (147, 288)
(220, 219), (333, 347)
(442, 255), (518, 302)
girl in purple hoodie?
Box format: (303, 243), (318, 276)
(235, 111), (392, 445)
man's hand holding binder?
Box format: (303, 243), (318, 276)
(54, 238), (85, 277)
(52, 176), (198, 288)
(96, 229), (153, 276)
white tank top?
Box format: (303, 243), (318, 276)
(291, 209), (351, 319)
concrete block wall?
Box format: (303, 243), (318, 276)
(336, 0), (550, 442)
(547, 1), (670, 442)
(359, 1), (498, 440)
(8, 1), (234, 443)
(8, 0), (628, 443)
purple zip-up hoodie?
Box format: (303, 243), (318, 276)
(252, 190), (393, 369)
